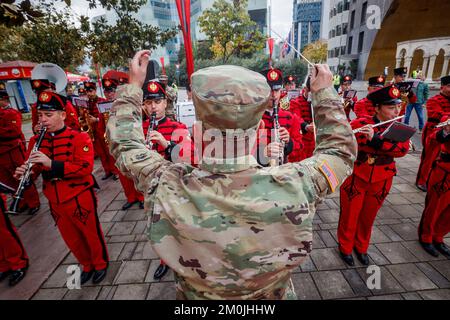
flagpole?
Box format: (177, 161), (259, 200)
(271, 28), (315, 68)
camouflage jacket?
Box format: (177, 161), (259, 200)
(107, 84), (357, 300)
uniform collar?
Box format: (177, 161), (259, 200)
(50, 125), (66, 136)
(154, 116), (167, 127)
(199, 155), (259, 173)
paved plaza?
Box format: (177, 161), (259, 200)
(1, 93), (449, 300)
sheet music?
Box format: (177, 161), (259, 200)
(97, 101), (114, 114)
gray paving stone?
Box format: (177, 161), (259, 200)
(107, 242), (126, 261)
(115, 192), (127, 201)
(367, 294), (403, 300)
(63, 286), (101, 300)
(100, 222), (114, 235)
(113, 284), (150, 300)
(132, 241), (159, 260)
(107, 222), (137, 236)
(389, 223), (419, 241)
(369, 226), (392, 244)
(341, 268), (372, 296)
(310, 248), (347, 271)
(317, 230), (338, 247)
(367, 245), (390, 265)
(112, 210), (128, 222)
(376, 243), (418, 264)
(109, 235), (136, 243)
(429, 261), (450, 281)
(123, 211), (147, 222)
(385, 194), (411, 205)
(416, 263), (450, 288)
(107, 200), (127, 211)
(32, 288), (68, 300)
(377, 225), (403, 242)
(115, 260), (150, 284)
(402, 192), (426, 204)
(377, 206), (403, 220)
(99, 210), (118, 223)
(394, 184), (421, 193)
(356, 266), (404, 296)
(299, 255), (317, 272)
(311, 271), (355, 300)
(96, 286), (115, 300)
(132, 220), (147, 235)
(118, 242), (138, 261)
(317, 209), (340, 223)
(41, 264), (71, 288)
(401, 292), (422, 300)
(402, 241), (442, 262)
(418, 289), (450, 300)
(291, 273), (322, 300)
(390, 204), (422, 219)
(312, 232), (326, 249)
(387, 264), (438, 291)
(318, 223), (339, 231)
(147, 282), (176, 300)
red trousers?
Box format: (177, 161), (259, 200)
(302, 137), (315, 160)
(0, 198), (29, 272)
(118, 172), (144, 203)
(416, 136), (441, 186)
(0, 145), (40, 209)
(49, 188), (109, 272)
(338, 175), (393, 255)
(93, 133), (118, 176)
(419, 165), (450, 244)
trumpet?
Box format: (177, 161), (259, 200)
(436, 119), (450, 128)
(7, 126), (47, 215)
(269, 100), (284, 167)
(78, 106), (95, 142)
(145, 112), (157, 149)
(352, 116), (405, 134)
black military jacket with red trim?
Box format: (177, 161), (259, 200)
(351, 116), (410, 183)
(27, 126), (95, 204)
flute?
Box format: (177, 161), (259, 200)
(352, 116), (405, 133)
(436, 119), (450, 128)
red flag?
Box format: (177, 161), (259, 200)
(268, 38), (274, 68)
(160, 57), (166, 76)
(176, 0), (195, 80)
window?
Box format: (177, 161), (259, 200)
(343, 23), (348, 35)
(332, 29), (336, 37)
(337, 1), (343, 13)
(336, 25), (342, 36)
(341, 46), (346, 55)
(348, 36), (353, 54)
(358, 31), (364, 53)
(344, 0), (350, 10)
(350, 10), (355, 30)
(361, 2), (368, 25)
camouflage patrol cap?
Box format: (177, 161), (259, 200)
(191, 65), (271, 131)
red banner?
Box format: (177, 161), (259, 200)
(160, 57), (166, 76)
(0, 66), (34, 80)
(268, 38), (274, 68)
(176, 0), (194, 81)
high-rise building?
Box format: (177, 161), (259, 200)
(325, 0), (351, 74)
(292, 0), (322, 53)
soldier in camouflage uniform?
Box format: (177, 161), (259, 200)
(107, 50), (357, 300)
(159, 74), (177, 121)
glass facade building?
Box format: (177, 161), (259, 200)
(293, 0), (322, 52)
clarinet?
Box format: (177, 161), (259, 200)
(7, 126), (47, 215)
(269, 100), (285, 167)
(145, 112), (157, 149)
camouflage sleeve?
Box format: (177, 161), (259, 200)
(299, 87), (357, 200)
(106, 84), (171, 194)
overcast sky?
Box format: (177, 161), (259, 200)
(66, 0), (294, 37)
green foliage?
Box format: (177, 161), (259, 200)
(0, 0), (44, 27)
(197, 0), (266, 63)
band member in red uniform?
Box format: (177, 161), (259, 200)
(354, 76), (386, 118)
(102, 77), (144, 210)
(78, 87), (87, 99)
(416, 76), (450, 192)
(30, 79), (79, 134)
(84, 81), (118, 180)
(339, 75), (358, 121)
(258, 68), (303, 165)
(338, 85), (410, 266)
(284, 75), (297, 91)
(392, 67), (417, 116)
(141, 80), (194, 280)
(0, 84), (40, 215)
(14, 91), (109, 285)
(289, 76), (315, 160)
(418, 111), (450, 258)
(0, 183), (29, 286)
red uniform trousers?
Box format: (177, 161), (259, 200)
(419, 164), (450, 244)
(416, 126), (441, 186)
(118, 172), (144, 203)
(338, 175), (393, 255)
(49, 188), (109, 272)
(0, 195), (29, 272)
(93, 131), (118, 175)
(0, 145), (40, 209)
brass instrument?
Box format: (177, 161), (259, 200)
(436, 119), (450, 129)
(78, 105), (95, 142)
(145, 112), (157, 149)
(269, 100), (284, 167)
(7, 126), (47, 215)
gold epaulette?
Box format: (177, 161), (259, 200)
(280, 96), (290, 111)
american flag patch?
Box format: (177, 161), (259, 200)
(318, 161), (339, 192)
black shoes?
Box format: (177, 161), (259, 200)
(354, 250), (370, 266)
(139, 201), (144, 209)
(420, 242), (439, 257)
(8, 268), (27, 286)
(416, 184), (427, 192)
(80, 270), (94, 284)
(93, 269), (107, 284)
(28, 206), (40, 215)
(153, 264), (169, 280)
(102, 172), (114, 180)
(122, 200), (139, 211)
(339, 251), (355, 266)
(112, 175), (119, 181)
(434, 242), (450, 259)
(0, 271), (10, 282)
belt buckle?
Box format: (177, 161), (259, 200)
(367, 156), (376, 165)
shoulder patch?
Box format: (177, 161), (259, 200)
(318, 161), (339, 192)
